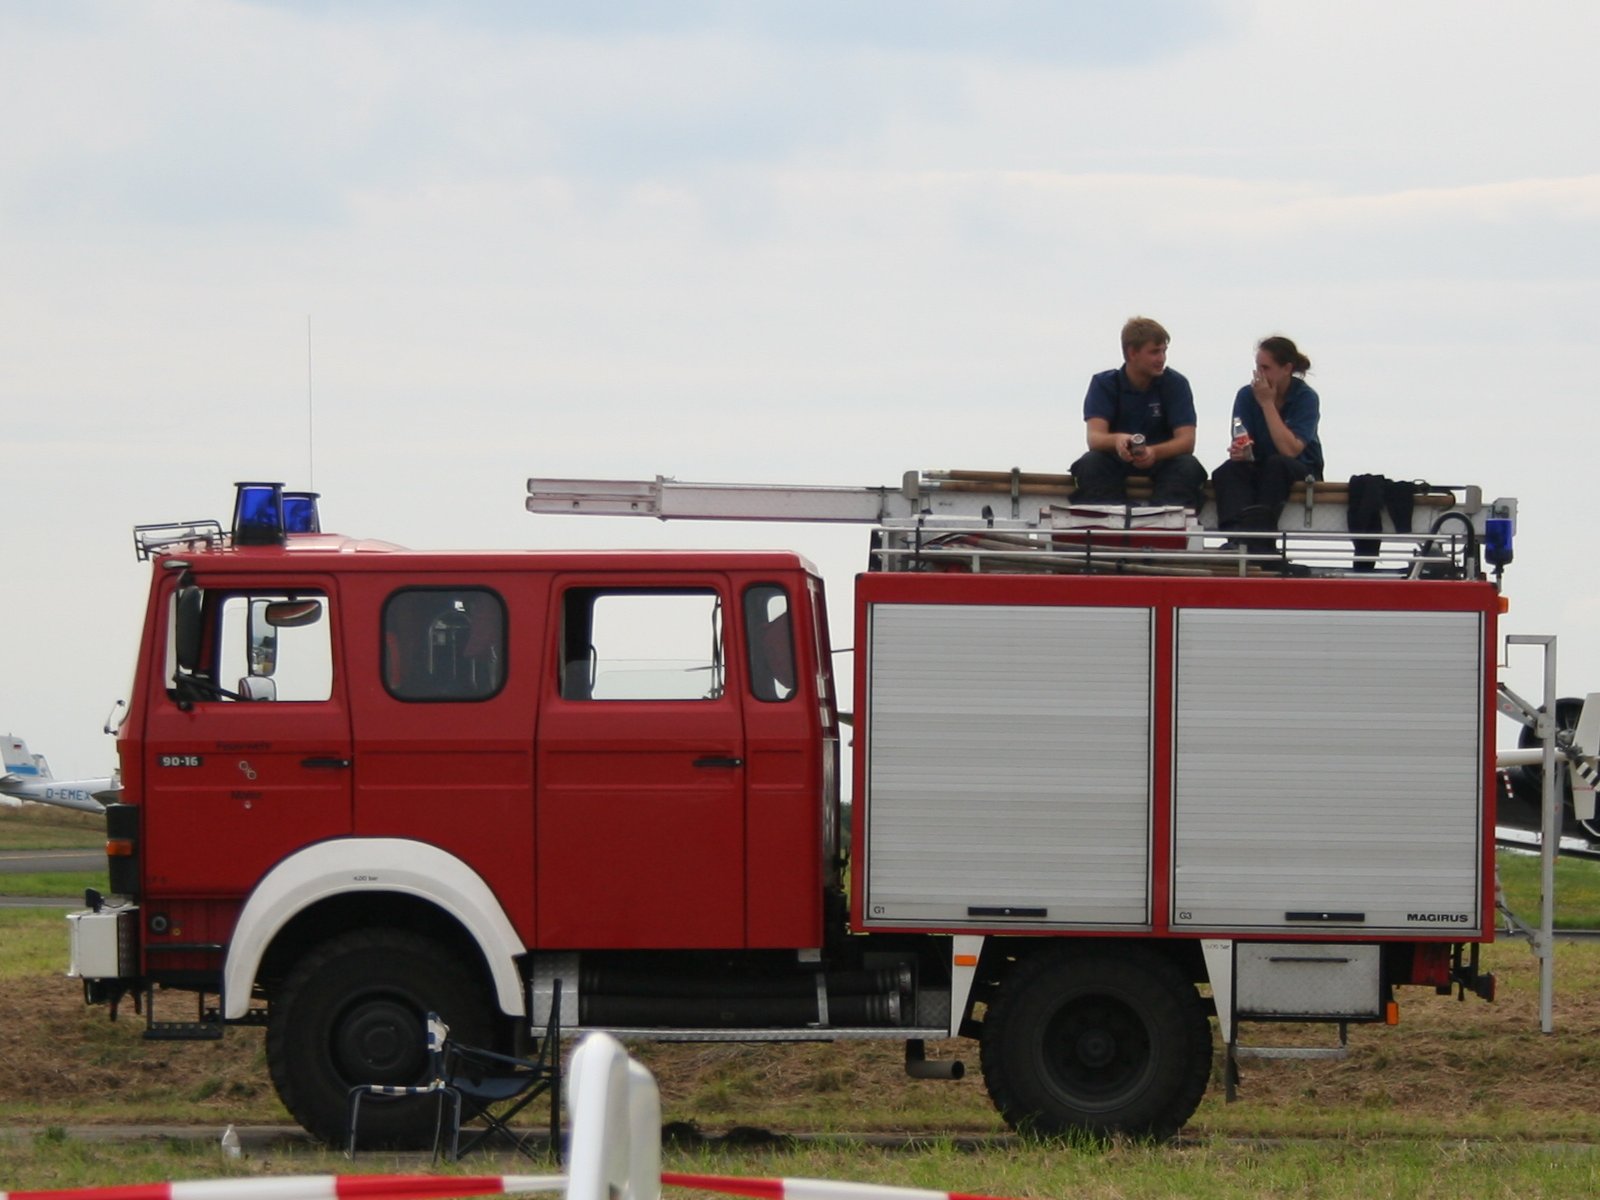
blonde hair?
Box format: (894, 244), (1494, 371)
(1121, 316), (1170, 357)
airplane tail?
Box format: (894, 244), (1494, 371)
(2, 734), (52, 781)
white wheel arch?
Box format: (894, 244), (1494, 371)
(223, 838), (527, 1020)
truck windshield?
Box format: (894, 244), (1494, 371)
(168, 587), (332, 703)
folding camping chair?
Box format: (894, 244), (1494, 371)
(346, 1011), (462, 1159)
(443, 980), (563, 1161)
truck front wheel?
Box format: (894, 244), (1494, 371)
(266, 928), (493, 1147)
(980, 946), (1212, 1140)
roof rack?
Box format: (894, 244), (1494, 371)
(526, 469), (1514, 583)
(870, 520), (1478, 580)
(133, 520), (226, 562)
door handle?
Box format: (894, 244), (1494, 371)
(301, 757), (352, 770)
(693, 756), (744, 769)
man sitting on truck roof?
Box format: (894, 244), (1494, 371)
(1070, 316), (1207, 511)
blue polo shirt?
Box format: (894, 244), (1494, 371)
(1082, 366), (1197, 446)
(1230, 377), (1323, 477)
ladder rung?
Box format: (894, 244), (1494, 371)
(1233, 1045), (1349, 1061)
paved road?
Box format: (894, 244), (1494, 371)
(0, 1125), (319, 1152)
(0, 848), (103, 874)
(0, 1122), (996, 1154)
(0, 847), (100, 907)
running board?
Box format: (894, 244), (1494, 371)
(141, 987), (226, 1041)
(1232, 1045), (1349, 1060)
(580, 1025), (950, 1043)
(143, 1020), (224, 1041)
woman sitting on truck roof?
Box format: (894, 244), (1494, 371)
(1211, 335), (1324, 537)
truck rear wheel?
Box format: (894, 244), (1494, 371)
(980, 946), (1212, 1140)
(266, 928), (493, 1148)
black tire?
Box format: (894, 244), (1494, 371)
(266, 928), (493, 1148)
(980, 946), (1212, 1141)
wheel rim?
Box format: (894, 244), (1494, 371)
(1040, 994), (1155, 1112)
(330, 993), (426, 1088)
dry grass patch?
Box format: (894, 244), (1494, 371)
(0, 975), (283, 1125)
(1190, 938), (1600, 1139)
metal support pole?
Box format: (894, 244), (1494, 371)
(1506, 634), (1557, 1033)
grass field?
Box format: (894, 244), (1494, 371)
(0, 805), (104, 850)
(4, 813), (1600, 1194)
(1497, 850), (1600, 927)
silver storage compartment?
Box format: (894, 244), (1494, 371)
(1171, 608), (1485, 933)
(863, 602), (1154, 929)
(1235, 942), (1381, 1019)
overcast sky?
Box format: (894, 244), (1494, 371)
(3, 0), (1597, 776)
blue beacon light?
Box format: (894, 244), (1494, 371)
(232, 483), (323, 544)
(282, 491), (322, 534)
(1484, 516), (1513, 569)
(232, 482), (285, 546)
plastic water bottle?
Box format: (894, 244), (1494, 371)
(221, 1124), (241, 1159)
(1230, 416), (1254, 461)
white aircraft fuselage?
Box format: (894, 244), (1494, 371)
(0, 775), (114, 813)
(1, 734), (116, 814)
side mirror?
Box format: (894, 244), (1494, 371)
(248, 599), (323, 679)
(175, 586), (204, 674)
(248, 598), (279, 677)
(264, 599), (323, 629)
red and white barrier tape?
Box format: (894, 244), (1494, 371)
(0, 1174), (565, 1200)
(662, 1172), (1024, 1200)
(0, 1177), (1024, 1200)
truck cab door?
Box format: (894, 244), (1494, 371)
(348, 579), (539, 948)
(535, 577), (746, 948)
(141, 576), (352, 896)
(737, 576), (832, 949)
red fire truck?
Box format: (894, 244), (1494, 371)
(69, 473), (1523, 1144)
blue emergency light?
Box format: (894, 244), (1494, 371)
(232, 482), (285, 545)
(282, 491), (322, 533)
(232, 483), (322, 545)
(1484, 516), (1513, 568)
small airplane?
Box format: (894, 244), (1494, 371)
(0, 734), (119, 814)
(1496, 694), (1600, 844)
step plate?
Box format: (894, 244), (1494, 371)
(1233, 1046), (1350, 1061)
(144, 1022), (225, 1041)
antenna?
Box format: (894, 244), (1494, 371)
(306, 314), (315, 490)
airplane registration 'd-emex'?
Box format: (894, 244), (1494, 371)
(1, 734), (118, 814)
